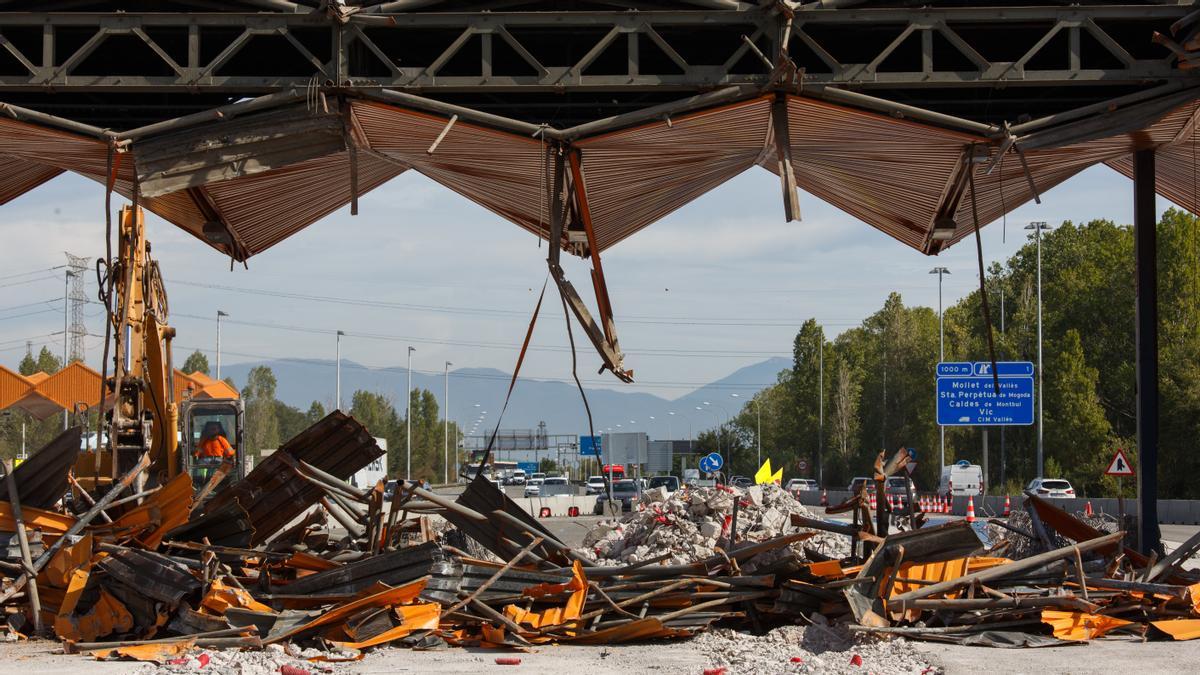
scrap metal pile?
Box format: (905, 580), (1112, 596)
(1, 432), (1199, 668)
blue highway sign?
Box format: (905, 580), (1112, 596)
(580, 435), (602, 457)
(937, 361), (1035, 426)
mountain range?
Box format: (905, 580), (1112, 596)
(220, 356), (790, 441)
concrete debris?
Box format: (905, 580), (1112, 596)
(141, 644), (342, 675)
(583, 484), (850, 568)
(693, 622), (938, 675)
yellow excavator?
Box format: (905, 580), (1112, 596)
(74, 205), (245, 496)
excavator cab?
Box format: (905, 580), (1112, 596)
(180, 397), (245, 495)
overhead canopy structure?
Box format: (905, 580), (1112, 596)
(2, 1), (1199, 551)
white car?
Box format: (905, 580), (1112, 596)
(523, 483), (540, 497)
(585, 475), (606, 495)
(527, 472), (546, 486)
(1027, 477), (1075, 499)
(785, 479), (818, 494)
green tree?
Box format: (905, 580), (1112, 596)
(1043, 330), (1111, 494)
(241, 366), (280, 457)
(182, 350), (210, 375)
(274, 401), (308, 444)
(350, 390), (401, 473)
(19, 346), (61, 376)
(305, 401), (326, 424)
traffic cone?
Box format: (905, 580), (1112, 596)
(940, 496), (948, 514)
(1002, 495), (1011, 517)
(965, 496), (976, 523)
(1085, 501), (1094, 517)
(821, 489), (828, 506)
(869, 492), (876, 510)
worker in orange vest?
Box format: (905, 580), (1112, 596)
(196, 421), (235, 460)
(193, 421), (235, 484)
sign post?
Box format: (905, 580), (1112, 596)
(937, 362), (1034, 493)
(1106, 448), (1135, 525)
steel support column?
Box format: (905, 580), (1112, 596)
(1133, 148), (1162, 556)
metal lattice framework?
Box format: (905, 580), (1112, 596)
(0, 3), (1194, 128)
(65, 253), (89, 364)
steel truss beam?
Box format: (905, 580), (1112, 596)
(0, 6), (1188, 94)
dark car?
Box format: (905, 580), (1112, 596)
(594, 479), (642, 515)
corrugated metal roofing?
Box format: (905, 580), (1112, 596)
(199, 410), (383, 546)
(0, 93), (1198, 261)
(575, 96), (772, 251)
(0, 366), (33, 409)
(782, 96), (973, 252)
(351, 100), (552, 242)
(0, 426), (80, 509)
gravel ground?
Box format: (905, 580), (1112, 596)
(691, 622), (938, 675)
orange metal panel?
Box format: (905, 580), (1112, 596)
(1152, 619), (1200, 641)
(1041, 610), (1132, 640)
(0, 365), (34, 409)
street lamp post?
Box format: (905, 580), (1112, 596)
(929, 266), (951, 469)
(216, 310), (229, 380)
(444, 361), (452, 485)
(406, 346), (415, 481)
(335, 330), (345, 411)
(1026, 221), (1053, 478)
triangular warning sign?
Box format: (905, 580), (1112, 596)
(1105, 448), (1135, 477)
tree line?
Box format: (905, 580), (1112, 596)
(698, 209), (1200, 499)
(1, 348), (461, 484)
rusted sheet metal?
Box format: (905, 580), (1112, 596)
(166, 499), (254, 548)
(349, 100), (551, 247)
(265, 576), (429, 644)
(134, 105), (347, 198)
(783, 95), (973, 253)
(96, 546), (201, 605)
(574, 97), (772, 252)
(271, 541), (442, 597)
(0, 156), (60, 205)
(448, 473), (568, 564)
(0, 426), (80, 509)
(199, 411), (383, 545)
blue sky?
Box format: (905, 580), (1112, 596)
(0, 161), (1175, 401)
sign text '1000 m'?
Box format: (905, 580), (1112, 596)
(936, 361), (1035, 426)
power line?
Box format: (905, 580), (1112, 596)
(168, 278), (858, 327)
(175, 344), (776, 391)
(169, 311), (791, 358)
(0, 265), (66, 282)
(0, 274), (60, 290)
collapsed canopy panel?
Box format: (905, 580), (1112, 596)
(1, 91), (1200, 261)
(350, 100), (553, 241)
(574, 97), (773, 252)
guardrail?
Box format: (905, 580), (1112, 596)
(793, 490), (1200, 525)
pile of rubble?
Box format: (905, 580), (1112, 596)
(583, 484), (849, 568)
(2, 434), (1200, 667)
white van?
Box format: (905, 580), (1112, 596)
(939, 461), (984, 497)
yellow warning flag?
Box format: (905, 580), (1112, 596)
(771, 467), (783, 484)
(755, 459), (774, 485)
